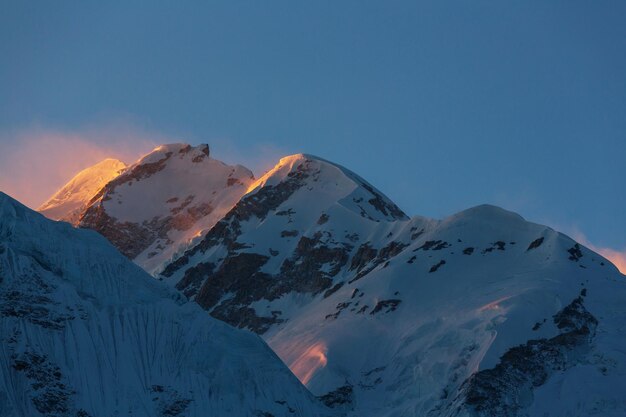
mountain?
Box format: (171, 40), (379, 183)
(160, 153), (409, 333)
(37, 158), (126, 224)
(39, 143), (255, 275)
(0, 192), (329, 417)
(157, 153), (626, 416)
(39, 145), (626, 416)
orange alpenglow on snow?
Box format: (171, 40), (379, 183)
(288, 342), (328, 385)
(597, 248), (626, 275)
(38, 158), (127, 224)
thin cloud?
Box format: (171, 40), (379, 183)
(531, 217), (626, 276)
(0, 125), (163, 209)
(571, 231), (626, 276)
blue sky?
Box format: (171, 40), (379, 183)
(1, 1), (625, 262)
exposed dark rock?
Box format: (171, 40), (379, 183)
(226, 177), (242, 186)
(1, 269), (74, 330)
(12, 351), (75, 416)
(349, 241), (408, 283)
(415, 240), (450, 251)
(411, 228), (425, 240)
(195, 253), (271, 310)
(463, 247), (474, 255)
(212, 305), (284, 335)
(356, 305), (369, 314)
(280, 230), (299, 238)
(175, 262), (215, 298)
(81, 196), (214, 260)
(532, 319), (546, 331)
(324, 282), (345, 298)
(567, 244), (583, 261)
(553, 295), (597, 332)
(344, 232), (360, 242)
(360, 182), (407, 221)
(80, 206), (157, 259)
(325, 301), (351, 321)
(527, 237), (544, 251)
(277, 232), (350, 296)
(482, 241), (506, 254)
(318, 384), (354, 408)
(453, 294), (598, 417)
(178, 229), (350, 333)
(325, 311), (340, 320)
(429, 260), (446, 273)
(379, 241), (408, 259)
(169, 195), (194, 215)
(350, 288), (363, 299)
(349, 243), (378, 273)
(150, 385), (193, 417)
(161, 160), (313, 278)
(317, 213), (329, 225)
(370, 299), (402, 315)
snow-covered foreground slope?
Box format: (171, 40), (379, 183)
(70, 143), (255, 275)
(0, 192), (330, 417)
(38, 158), (126, 224)
(160, 154), (626, 416)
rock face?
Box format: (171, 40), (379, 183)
(75, 143), (255, 275)
(38, 158), (127, 224)
(0, 192), (328, 417)
(447, 292), (598, 417)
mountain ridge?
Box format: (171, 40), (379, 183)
(34, 143), (626, 417)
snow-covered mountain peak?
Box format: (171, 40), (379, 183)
(136, 143), (210, 165)
(446, 204), (526, 223)
(245, 152), (408, 223)
(78, 143), (256, 274)
(438, 204), (531, 235)
(37, 158), (127, 224)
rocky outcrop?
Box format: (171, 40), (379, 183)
(79, 203), (166, 259)
(318, 384), (354, 409)
(74, 144), (254, 273)
(451, 291), (598, 417)
(162, 158), (313, 279)
(11, 351), (78, 417)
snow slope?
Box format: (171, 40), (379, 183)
(160, 154), (626, 417)
(78, 143), (255, 275)
(0, 192), (330, 417)
(37, 158), (126, 224)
